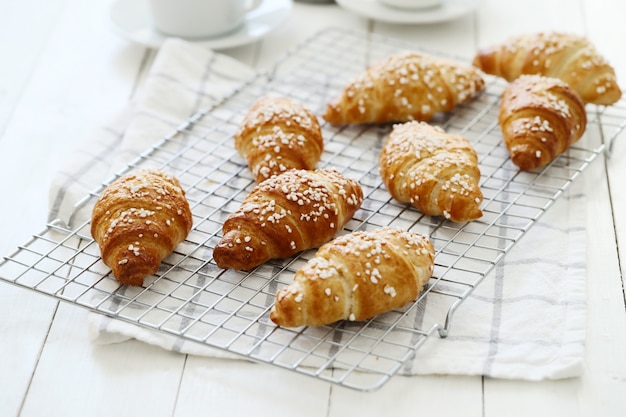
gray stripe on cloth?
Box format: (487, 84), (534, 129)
(483, 260), (505, 375)
(47, 125), (125, 223)
(446, 334), (586, 347)
(402, 294), (428, 374)
(483, 181), (516, 375)
(469, 292), (586, 306)
(151, 71), (225, 105)
(503, 257), (585, 269)
(193, 53), (219, 114)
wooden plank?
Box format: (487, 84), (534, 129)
(20, 303), (185, 417)
(0, 289), (58, 417)
(582, 0), (626, 82)
(330, 375), (482, 417)
(0, 0), (67, 136)
(175, 358), (332, 417)
(252, 3), (368, 70)
(0, 1), (72, 416)
(372, 12), (476, 59)
(477, 0), (626, 415)
(0, 0), (155, 416)
(578, 158), (626, 416)
(474, 0), (588, 43)
(484, 379), (582, 417)
(581, 1), (626, 417)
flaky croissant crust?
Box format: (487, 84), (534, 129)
(323, 51), (485, 125)
(212, 168), (364, 271)
(473, 31), (621, 105)
(234, 96), (324, 183)
(91, 169), (193, 286)
(498, 74), (587, 171)
(270, 227), (435, 328)
(378, 121), (483, 222)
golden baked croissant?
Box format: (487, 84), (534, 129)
(270, 227), (435, 327)
(378, 121), (483, 222)
(498, 74), (587, 171)
(323, 51), (486, 125)
(213, 168), (364, 271)
(234, 96), (324, 183)
(473, 31), (622, 105)
(91, 169), (193, 286)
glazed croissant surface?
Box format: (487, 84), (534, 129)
(270, 227), (435, 328)
(378, 121), (483, 222)
(91, 169), (193, 286)
(234, 96), (324, 183)
(212, 168), (364, 271)
(323, 51), (486, 125)
(473, 31), (622, 105)
(498, 74), (587, 171)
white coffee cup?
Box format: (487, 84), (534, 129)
(148, 0), (263, 39)
(378, 0), (442, 9)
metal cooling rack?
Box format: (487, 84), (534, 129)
(1, 28), (624, 392)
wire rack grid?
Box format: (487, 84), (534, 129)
(1, 28), (623, 392)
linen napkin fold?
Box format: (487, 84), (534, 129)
(48, 38), (587, 380)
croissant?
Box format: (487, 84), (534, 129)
(234, 96), (324, 183)
(378, 121), (483, 222)
(213, 168), (364, 271)
(270, 227), (435, 327)
(323, 51), (486, 125)
(472, 31), (621, 105)
(498, 74), (587, 171)
(91, 169), (193, 286)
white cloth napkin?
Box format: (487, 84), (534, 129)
(410, 183), (586, 379)
(48, 38), (587, 380)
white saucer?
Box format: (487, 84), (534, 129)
(109, 0), (292, 49)
(336, 0), (479, 24)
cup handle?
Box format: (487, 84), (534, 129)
(246, 0), (263, 13)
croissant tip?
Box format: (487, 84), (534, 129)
(110, 260), (154, 286)
(212, 245), (240, 270)
(471, 54), (481, 68)
(269, 308), (280, 326)
(507, 143), (548, 171)
(115, 275), (146, 287)
(268, 287), (307, 328)
(448, 211), (483, 223)
(268, 305), (288, 328)
(469, 208), (484, 222)
(212, 237), (267, 271)
(322, 103), (340, 124)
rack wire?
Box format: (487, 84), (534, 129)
(1, 28), (624, 391)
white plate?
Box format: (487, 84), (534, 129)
(109, 0), (292, 49)
(336, 0), (479, 24)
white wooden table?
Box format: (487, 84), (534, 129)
(1, 0), (625, 416)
